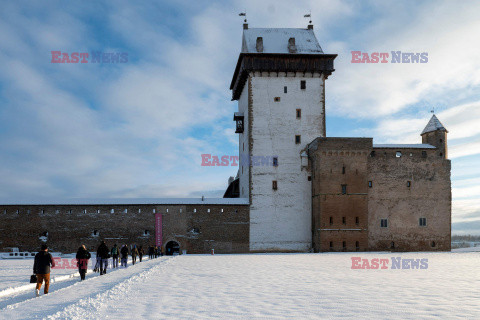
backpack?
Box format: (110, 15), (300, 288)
(111, 247), (118, 256)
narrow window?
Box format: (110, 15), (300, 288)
(439, 152), (443, 157)
(243, 143), (244, 151)
(145, 230), (149, 235)
(355, 217), (359, 225)
(422, 151), (427, 158)
(391, 241), (395, 249)
(329, 216), (333, 225)
(439, 139), (443, 143)
(381, 219), (388, 228)
(272, 180), (278, 190)
(27, 210), (30, 214)
(341, 184), (347, 195)
(221, 208), (224, 213)
(207, 209), (210, 213)
(407, 181), (411, 188)
(68, 209), (72, 214)
(396, 151), (402, 158)
(41, 209), (44, 214)
(180, 209), (182, 213)
(97, 209), (101, 214)
(153, 208), (156, 213)
(273, 157), (278, 167)
(194, 209), (197, 213)
(55, 209), (60, 214)
(409, 153), (413, 157)
(419, 217), (427, 227)
(274, 97), (281, 102)
(300, 80), (306, 90)
(166, 209), (169, 213)
(138, 209), (141, 213)
(124, 209), (128, 214)
(307, 176), (312, 181)
(296, 109), (301, 119)
(83, 209), (87, 214)
(368, 181), (373, 188)
(16, 209), (19, 214)
(431, 241), (436, 247)
(342, 217), (346, 225)
(342, 241), (346, 250)
(284, 86), (287, 93)
(111, 209), (114, 214)
(93, 230), (98, 236)
(342, 166), (346, 174)
(295, 135), (301, 144)
(3, 209), (6, 214)
(370, 151), (376, 157)
(329, 241), (333, 249)
(355, 241), (360, 251)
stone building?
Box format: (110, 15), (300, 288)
(0, 24), (451, 254)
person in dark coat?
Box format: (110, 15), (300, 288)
(148, 246), (154, 259)
(33, 244), (55, 296)
(111, 244), (119, 268)
(96, 241), (109, 275)
(138, 246), (144, 262)
(131, 245), (139, 265)
(120, 244), (129, 267)
(76, 245), (91, 281)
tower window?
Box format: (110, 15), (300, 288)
(138, 209), (141, 213)
(97, 209), (101, 214)
(341, 184), (347, 194)
(295, 135), (301, 144)
(342, 217), (346, 225)
(194, 209), (197, 213)
(284, 86), (287, 93)
(355, 217), (359, 225)
(422, 151), (427, 158)
(355, 241), (360, 251)
(153, 208), (156, 213)
(342, 241), (346, 250)
(368, 181), (373, 188)
(439, 153), (443, 157)
(308, 176), (311, 181)
(123, 209), (128, 214)
(300, 80), (306, 90)
(273, 157), (278, 167)
(329, 241), (333, 249)
(419, 217), (427, 227)
(396, 151), (402, 158)
(207, 209), (210, 213)
(440, 139), (443, 143)
(431, 241), (436, 247)
(272, 180), (278, 190)
(274, 97), (280, 102)
(329, 216), (333, 225)
(144, 230), (150, 235)
(342, 166), (345, 174)
(83, 209), (87, 214)
(381, 219), (388, 228)
(407, 181), (411, 188)
(391, 241), (395, 249)
(370, 151), (376, 157)
(110, 209), (114, 214)
(296, 109), (301, 119)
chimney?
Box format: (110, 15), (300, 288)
(288, 37), (297, 53)
(256, 37), (264, 53)
(243, 23), (248, 30)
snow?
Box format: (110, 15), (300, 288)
(242, 28), (324, 54)
(421, 115), (448, 134)
(373, 144), (436, 149)
(1, 251), (479, 319)
(0, 198), (250, 206)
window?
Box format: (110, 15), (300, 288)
(381, 219), (388, 228)
(391, 241), (395, 249)
(124, 209), (128, 213)
(439, 152), (443, 157)
(342, 241), (346, 250)
(97, 209), (101, 214)
(111, 209), (114, 214)
(273, 157), (278, 167)
(341, 184), (347, 195)
(342, 217), (346, 225)
(396, 151), (402, 158)
(194, 209), (197, 213)
(422, 151), (427, 158)
(368, 181), (373, 188)
(83, 209), (87, 214)
(329, 216), (333, 225)
(3, 209), (6, 214)
(355, 217), (359, 225)
(180, 209), (182, 213)
(207, 209), (210, 213)
(342, 166), (346, 174)
(16, 209), (19, 214)
(355, 241), (360, 251)
(419, 217), (427, 227)
(300, 80), (306, 90)
(431, 241), (436, 247)
(68, 209), (72, 214)
(296, 109), (301, 119)
(308, 176), (312, 181)
(409, 153), (413, 157)
(144, 230), (150, 235)
(407, 181), (411, 188)
(138, 209), (141, 213)
(40, 209), (44, 214)
(27, 210), (30, 214)
(330, 241), (333, 249)
(439, 139), (443, 143)
(166, 209), (169, 213)
(55, 209), (60, 214)
(153, 208), (156, 213)
(295, 135), (301, 144)
(284, 86), (287, 93)
(274, 97), (280, 102)
(370, 151), (376, 157)
(221, 209), (224, 213)
(272, 180), (278, 190)
(93, 230), (98, 236)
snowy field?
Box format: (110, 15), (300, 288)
(1, 250), (479, 319)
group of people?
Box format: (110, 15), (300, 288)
(33, 241), (163, 296)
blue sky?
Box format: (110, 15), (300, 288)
(0, 0), (479, 234)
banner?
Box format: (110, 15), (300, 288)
(155, 213), (162, 247)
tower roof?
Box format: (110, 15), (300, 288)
(421, 114), (448, 135)
(242, 28), (323, 54)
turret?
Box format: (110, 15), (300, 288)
(421, 114), (448, 159)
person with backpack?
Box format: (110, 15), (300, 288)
(76, 245), (91, 281)
(138, 246), (144, 262)
(111, 244), (119, 268)
(96, 241), (109, 275)
(131, 245), (139, 265)
(120, 244), (129, 267)
(148, 246), (154, 259)
(33, 244), (55, 296)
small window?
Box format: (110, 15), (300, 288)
(3, 209), (7, 214)
(329, 216), (333, 225)
(431, 241), (436, 247)
(355, 217), (359, 225)
(166, 209), (169, 213)
(329, 241), (333, 249)
(296, 109), (301, 119)
(68, 209), (72, 214)
(93, 230), (98, 236)
(295, 135), (301, 144)
(341, 184), (347, 195)
(111, 209), (114, 214)
(97, 209), (101, 214)
(439, 139), (443, 143)
(370, 151), (376, 157)
(144, 230), (150, 235)
(284, 86), (287, 93)
(180, 209), (182, 213)
(396, 151), (402, 158)
(307, 176), (312, 181)
(300, 80), (306, 90)
(368, 181), (373, 188)
(221, 208), (224, 213)
(355, 241), (360, 251)
(381, 219), (388, 228)
(422, 151), (427, 158)
(124, 209), (128, 214)
(274, 97), (280, 102)
(342, 217), (346, 225)
(153, 208), (156, 213)
(409, 153), (413, 157)
(342, 166), (345, 174)
(55, 209), (60, 214)
(391, 241), (395, 249)
(273, 157), (278, 167)
(16, 209), (19, 214)
(272, 180), (278, 190)
(83, 209), (87, 214)
(407, 181), (411, 188)
(194, 209), (197, 213)
(27, 210), (30, 214)
(342, 241), (346, 249)
(138, 209), (141, 213)
(419, 217), (427, 227)
(439, 152), (443, 157)
(207, 209), (210, 213)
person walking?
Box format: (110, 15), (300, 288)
(138, 246), (144, 262)
(33, 244), (55, 296)
(148, 246), (154, 259)
(120, 244), (129, 267)
(96, 241), (109, 275)
(131, 245), (139, 265)
(111, 244), (119, 268)
(76, 245), (91, 281)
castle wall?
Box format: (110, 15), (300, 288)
(0, 203), (249, 253)
(247, 72), (325, 252)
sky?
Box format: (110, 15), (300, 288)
(0, 0), (479, 234)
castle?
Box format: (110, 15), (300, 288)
(0, 24), (451, 254)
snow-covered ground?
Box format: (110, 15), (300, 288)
(1, 250), (479, 319)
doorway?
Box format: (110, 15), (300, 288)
(165, 241), (180, 256)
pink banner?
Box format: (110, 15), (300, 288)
(155, 213), (162, 247)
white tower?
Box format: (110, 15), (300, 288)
(230, 24), (336, 251)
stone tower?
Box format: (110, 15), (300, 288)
(230, 24), (336, 251)
(421, 114), (448, 158)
